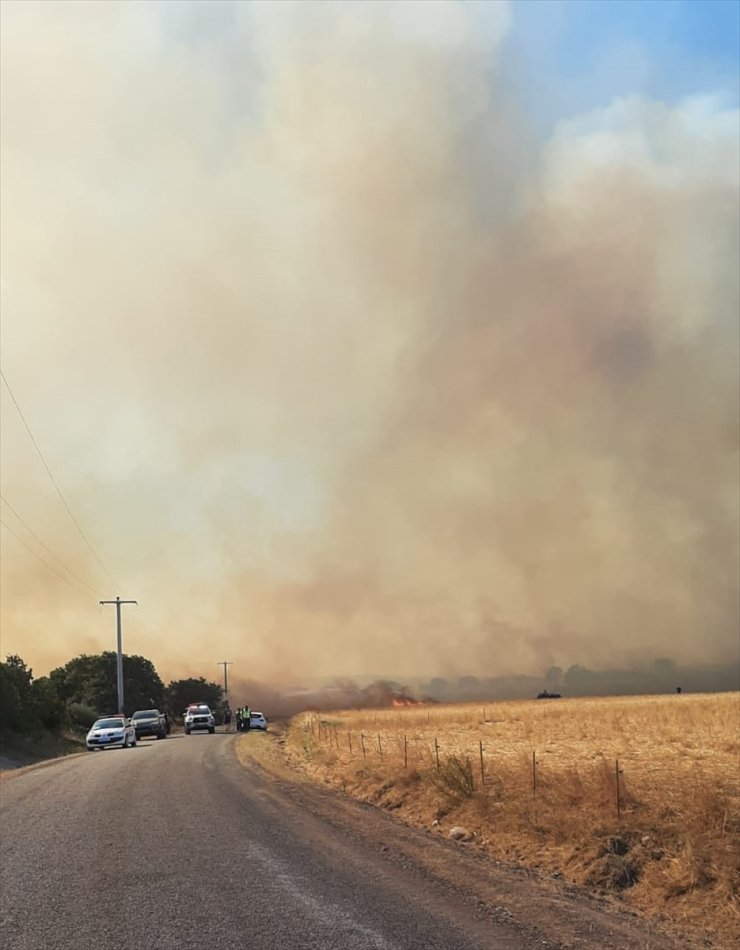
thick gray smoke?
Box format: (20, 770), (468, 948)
(1, 1), (738, 684)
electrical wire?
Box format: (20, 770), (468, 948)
(0, 517), (96, 601)
(0, 493), (102, 598)
(1, 368), (126, 592)
(1, 369), (207, 673)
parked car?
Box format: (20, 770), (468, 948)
(184, 704), (215, 735)
(249, 711), (268, 731)
(86, 716), (137, 750)
(130, 709), (167, 740)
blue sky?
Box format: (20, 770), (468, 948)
(508, 0), (740, 126)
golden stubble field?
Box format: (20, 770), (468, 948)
(285, 693), (740, 949)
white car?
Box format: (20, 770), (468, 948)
(86, 716), (137, 750)
(184, 704), (215, 734)
(249, 712), (267, 731)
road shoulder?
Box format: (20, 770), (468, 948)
(233, 725), (689, 950)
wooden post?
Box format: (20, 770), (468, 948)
(360, 732), (366, 757)
(348, 731), (353, 754)
(377, 734), (383, 758)
(479, 740), (485, 787)
(434, 737), (440, 771)
(532, 751), (537, 798)
(616, 759), (621, 820)
(404, 734), (408, 769)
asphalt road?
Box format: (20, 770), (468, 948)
(0, 732), (516, 950)
(0, 732), (678, 950)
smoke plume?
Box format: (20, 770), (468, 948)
(1, 1), (738, 685)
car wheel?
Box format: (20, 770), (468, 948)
(209, 727), (215, 734)
(185, 727), (191, 735)
(131, 736), (137, 747)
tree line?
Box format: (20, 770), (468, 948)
(0, 652), (223, 737)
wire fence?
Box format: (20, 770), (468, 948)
(300, 714), (729, 821)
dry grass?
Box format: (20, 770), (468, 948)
(285, 693), (740, 949)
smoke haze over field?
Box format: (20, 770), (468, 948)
(1, 1), (738, 685)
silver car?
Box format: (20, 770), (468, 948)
(86, 716), (137, 750)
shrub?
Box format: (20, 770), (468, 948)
(431, 755), (476, 802)
(68, 703), (99, 730)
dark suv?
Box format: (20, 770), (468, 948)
(131, 709), (167, 740)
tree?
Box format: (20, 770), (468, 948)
(31, 676), (66, 730)
(563, 664), (595, 694)
(458, 676), (480, 690)
(544, 666), (564, 689)
(50, 652), (164, 717)
(165, 678), (222, 719)
(0, 655), (66, 734)
(428, 678), (449, 698)
(0, 656), (28, 732)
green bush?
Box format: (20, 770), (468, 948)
(68, 703), (99, 730)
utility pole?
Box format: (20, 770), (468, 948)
(217, 661), (233, 705)
(100, 596), (137, 714)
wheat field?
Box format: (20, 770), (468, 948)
(286, 693), (740, 949)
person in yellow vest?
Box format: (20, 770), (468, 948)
(240, 706), (251, 732)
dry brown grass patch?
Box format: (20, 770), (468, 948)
(286, 693), (740, 949)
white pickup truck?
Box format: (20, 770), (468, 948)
(184, 704), (215, 735)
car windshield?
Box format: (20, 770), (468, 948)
(251, 713), (263, 718)
(93, 719), (125, 729)
(132, 711), (157, 719)
(189, 707), (210, 714)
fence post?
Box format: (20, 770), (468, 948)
(532, 750), (537, 798)
(404, 734), (408, 769)
(479, 740), (485, 786)
(360, 732), (366, 757)
(334, 725), (340, 750)
(616, 759), (621, 820)
(434, 737), (440, 771)
(348, 731), (353, 754)
(377, 734), (383, 758)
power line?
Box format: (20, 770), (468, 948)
(0, 493), (188, 664)
(0, 493), (101, 598)
(0, 517), (95, 601)
(1, 370), (207, 673)
(1, 368), (125, 592)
